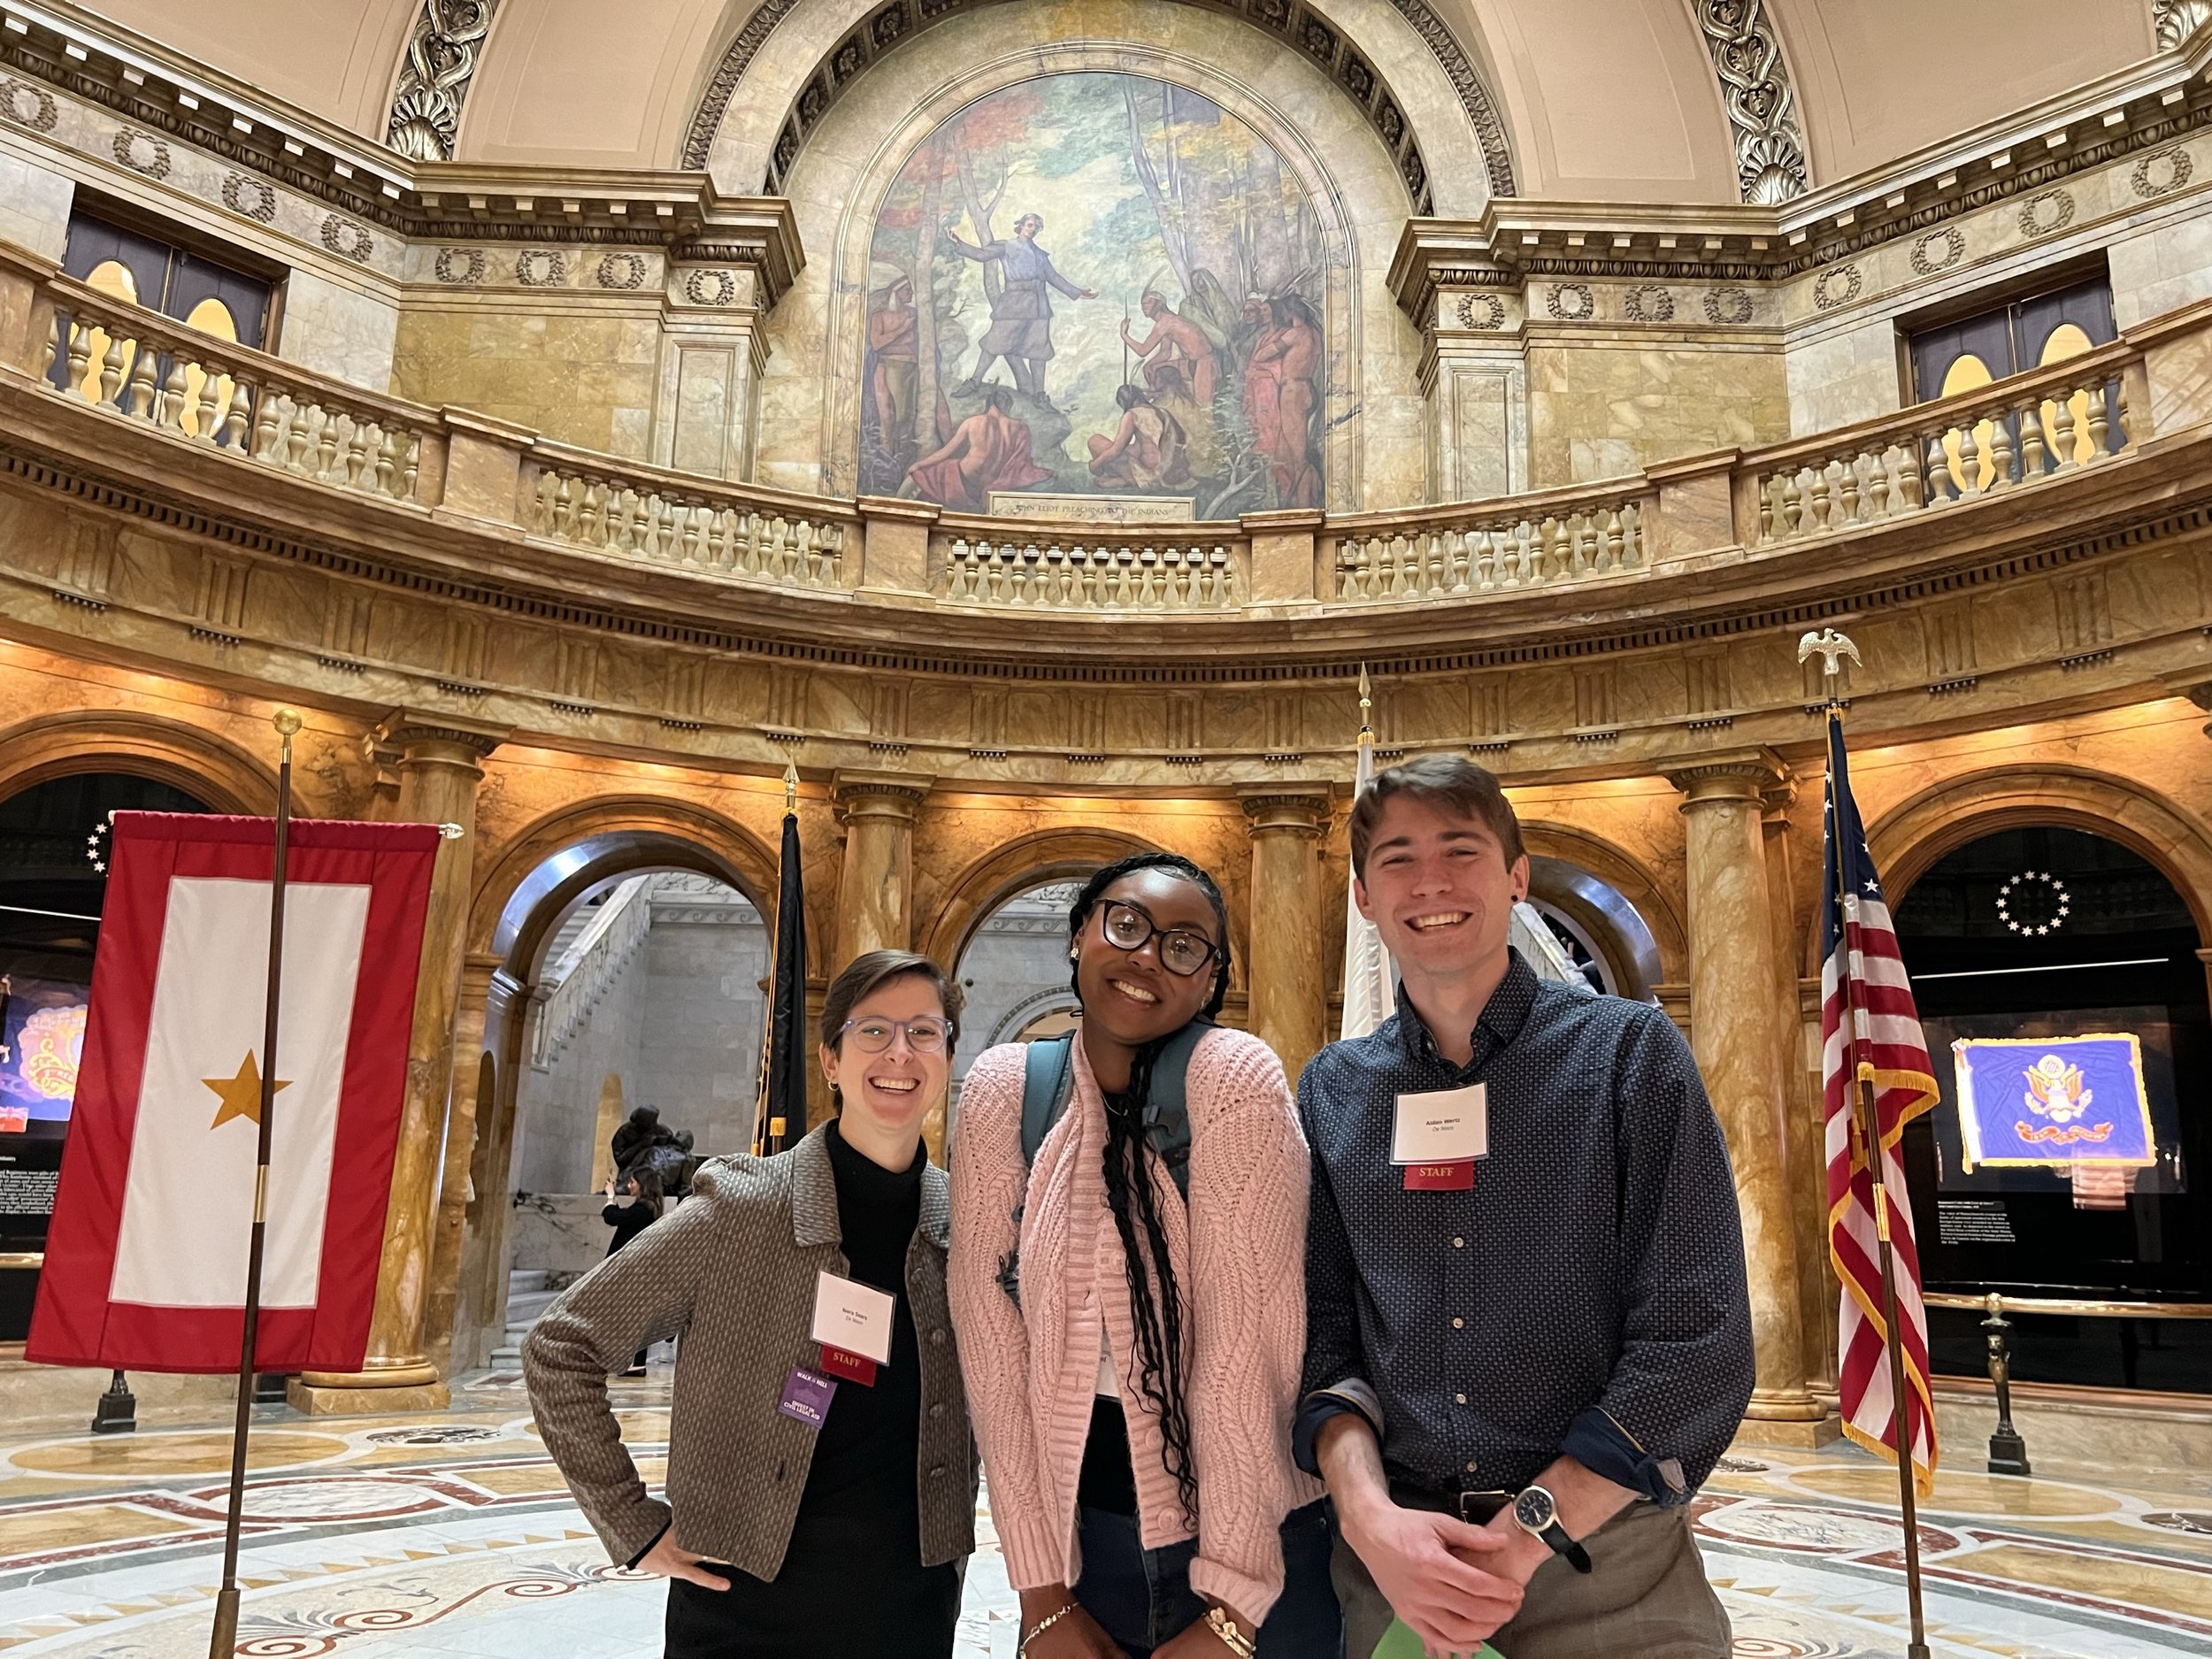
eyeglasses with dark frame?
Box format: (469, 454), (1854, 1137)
(1094, 898), (1221, 978)
(836, 1017), (953, 1055)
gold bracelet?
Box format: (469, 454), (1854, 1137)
(1018, 1601), (1080, 1655)
(1204, 1605), (1258, 1658)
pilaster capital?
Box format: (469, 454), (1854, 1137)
(1662, 747), (1790, 808)
(831, 770), (933, 822)
(375, 710), (507, 764)
(1239, 786), (1333, 836)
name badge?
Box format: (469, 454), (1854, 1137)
(1394, 1082), (1486, 1191)
(812, 1270), (895, 1386)
(779, 1366), (837, 1428)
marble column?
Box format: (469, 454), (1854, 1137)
(292, 716), (502, 1416)
(422, 950), (504, 1379)
(1240, 789), (1331, 1085)
(1667, 753), (1824, 1429)
(1763, 786), (1838, 1400)
(833, 772), (930, 965)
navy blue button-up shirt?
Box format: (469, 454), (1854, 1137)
(1294, 951), (1754, 1506)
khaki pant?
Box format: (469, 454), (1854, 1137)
(1331, 1502), (1732, 1659)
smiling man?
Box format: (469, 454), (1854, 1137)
(1294, 754), (1755, 1659)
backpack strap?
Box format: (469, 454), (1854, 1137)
(1141, 1019), (1212, 1200)
(1019, 1032), (1077, 1169)
(1018, 1021), (1214, 1201)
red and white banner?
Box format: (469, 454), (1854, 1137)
(27, 812), (437, 1374)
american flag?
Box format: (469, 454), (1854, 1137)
(1819, 711), (1939, 1494)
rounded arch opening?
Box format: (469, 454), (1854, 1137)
(1887, 815), (2212, 1398)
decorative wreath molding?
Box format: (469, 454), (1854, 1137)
(682, 0), (1516, 207)
(0, 76), (57, 133)
(1909, 226), (1964, 276)
(220, 172), (279, 223)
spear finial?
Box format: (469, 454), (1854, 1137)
(1357, 663), (1373, 738)
(783, 759), (799, 814)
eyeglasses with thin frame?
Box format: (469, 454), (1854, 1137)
(1094, 898), (1220, 978)
(837, 1016), (953, 1055)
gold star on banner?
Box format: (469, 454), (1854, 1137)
(204, 1052), (289, 1130)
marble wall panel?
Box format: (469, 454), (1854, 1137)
(278, 268), (401, 394)
(1783, 316), (1903, 435)
(1525, 339), (1792, 488)
(668, 346), (734, 477)
(0, 145), (73, 261)
(390, 303), (661, 457)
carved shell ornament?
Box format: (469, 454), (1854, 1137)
(1698, 0), (1809, 204)
(388, 0), (500, 162)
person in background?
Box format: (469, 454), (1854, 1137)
(526, 950), (975, 1658)
(1296, 754), (1754, 1658)
(602, 1165), (665, 1257)
(949, 852), (1339, 1659)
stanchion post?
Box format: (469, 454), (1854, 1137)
(1983, 1293), (2032, 1477)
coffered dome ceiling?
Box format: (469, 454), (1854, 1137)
(77, 0), (2152, 199)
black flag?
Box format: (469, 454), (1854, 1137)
(755, 787), (808, 1156)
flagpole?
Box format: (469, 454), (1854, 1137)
(208, 708), (299, 1659)
(752, 760), (800, 1159)
(1820, 675), (1932, 1659)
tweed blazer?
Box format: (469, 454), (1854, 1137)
(523, 1126), (977, 1579)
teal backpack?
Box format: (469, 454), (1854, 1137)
(996, 1020), (1213, 1308)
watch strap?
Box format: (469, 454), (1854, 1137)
(1540, 1517), (1594, 1574)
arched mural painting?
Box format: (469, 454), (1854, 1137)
(860, 72), (1326, 519)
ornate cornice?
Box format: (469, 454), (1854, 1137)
(387, 0), (500, 162)
(682, 0), (1513, 205)
(1391, 36), (2212, 315)
(1696, 0), (1809, 205)
(0, 4), (801, 290)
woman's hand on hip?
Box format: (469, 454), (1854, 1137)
(1018, 1586), (1120, 1656)
(634, 1532), (730, 1590)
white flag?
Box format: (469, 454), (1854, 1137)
(1340, 730), (1396, 1040)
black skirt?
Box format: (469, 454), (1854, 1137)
(662, 1506), (959, 1659)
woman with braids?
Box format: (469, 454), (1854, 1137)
(949, 854), (1339, 1658)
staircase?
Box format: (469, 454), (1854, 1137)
(531, 875), (652, 1071)
(489, 1268), (563, 1368)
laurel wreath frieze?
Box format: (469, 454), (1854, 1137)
(0, 76), (57, 133)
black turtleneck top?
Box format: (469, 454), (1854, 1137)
(799, 1118), (927, 1520)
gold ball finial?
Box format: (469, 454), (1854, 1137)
(272, 709), (303, 738)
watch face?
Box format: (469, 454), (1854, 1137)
(1514, 1486), (1555, 1531)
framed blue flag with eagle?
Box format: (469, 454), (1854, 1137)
(1951, 1033), (2157, 1172)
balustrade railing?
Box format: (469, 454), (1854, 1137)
(529, 451), (850, 591)
(1755, 341), (2139, 545)
(40, 275), (428, 503)
(1331, 495), (1648, 601)
(935, 532), (1240, 610)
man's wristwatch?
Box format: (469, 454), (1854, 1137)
(1511, 1485), (1594, 1573)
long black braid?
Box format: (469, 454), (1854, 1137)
(1070, 852), (1231, 1523)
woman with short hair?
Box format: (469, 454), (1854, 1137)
(526, 949), (975, 1659)
(949, 853), (1339, 1659)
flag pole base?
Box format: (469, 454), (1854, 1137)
(208, 1586), (240, 1657)
(90, 1371), (137, 1435)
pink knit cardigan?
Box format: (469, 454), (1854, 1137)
(948, 1026), (1322, 1624)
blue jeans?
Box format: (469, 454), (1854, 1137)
(1073, 1499), (1342, 1659)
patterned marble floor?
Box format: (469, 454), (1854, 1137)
(0, 1370), (2206, 1658)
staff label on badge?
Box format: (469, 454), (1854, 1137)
(811, 1271), (895, 1364)
(1392, 1082), (1487, 1164)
